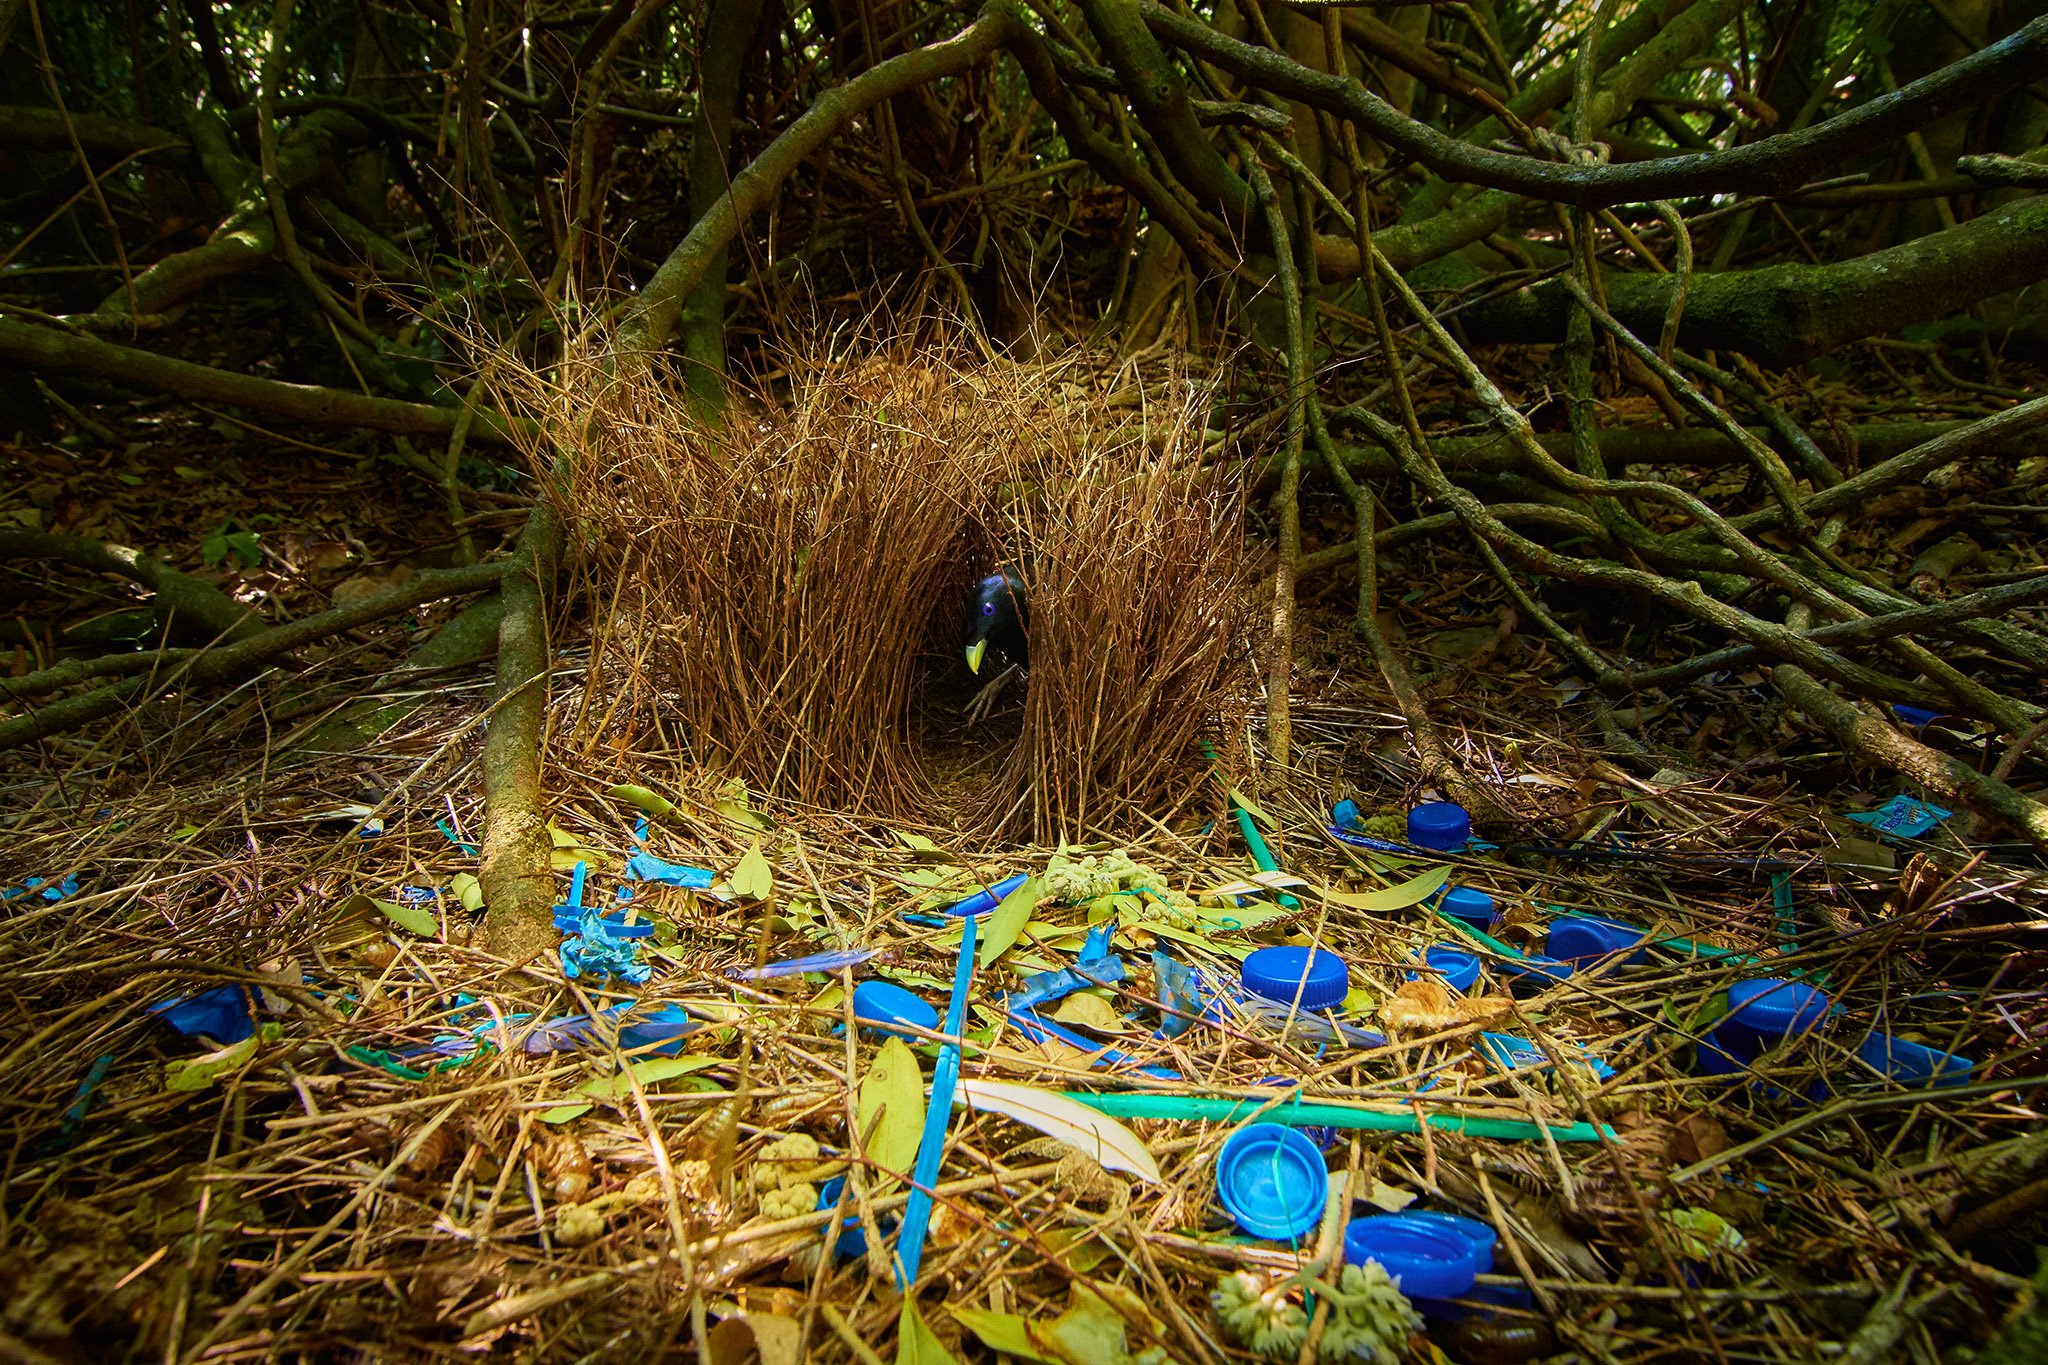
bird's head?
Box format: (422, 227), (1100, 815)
(964, 566), (1027, 674)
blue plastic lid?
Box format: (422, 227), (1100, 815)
(1217, 1124), (1329, 1240)
(1343, 1214), (1481, 1298)
(1436, 886), (1497, 928)
(1694, 1028), (1748, 1079)
(1546, 915), (1648, 967)
(852, 980), (939, 1036)
(1857, 1032), (1973, 1087)
(1409, 945), (1481, 994)
(1241, 947), (1350, 1012)
(1407, 802), (1471, 851)
(1499, 954), (1574, 995)
(1724, 978), (1831, 1040)
(1332, 798), (1362, 830)
(816, 1176), (895, 1260)
(1392, 1211), (1496, 1272)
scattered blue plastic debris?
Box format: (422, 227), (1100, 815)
(1152, 951), (1205, 1039)
(729, 947), (879, 980)
(4, 873), (79, 903)
(1891, 704), (1947, 732)
(1480, 1031), (1614, 1081)
(1845, 795), (1952, 840)
(149, 985), (256, 1043)
(624, 851), (715, 888)
(436, 818), (478, 854)
(398, 885), (441, 906)
(556, 861), (652, 985)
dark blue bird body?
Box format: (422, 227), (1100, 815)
(964, 566), (1028, 674)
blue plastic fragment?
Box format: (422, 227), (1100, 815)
(1331, 799), (1362, 830)
(624, 852), (715, 888)
(1152, 951), (1204, 1039)
(149, 986), (256, 1042)
(1844, 795), (1952, 840)
(1006, 955), (1126, 1013)
(517, 1000), (699, 1054)
(61, 1054), (114, 1134)
(1479, 1031), (1614, 1081)
(1891, 704), (1946, 732)
(399, 885), (440, 906)
(553, 906), (657, 938)
(729, 947), (879, 980)
(1856, 1031), (1973, 1088)
(943, 872), (1030, 919)
(436, 818), (479, 855)
(1008, 1006), (1180, 1079)
(4, 873), (79, 903)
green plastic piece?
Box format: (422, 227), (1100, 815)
(1061, 1090), (1616, 1143)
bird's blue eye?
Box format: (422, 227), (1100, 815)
(982, 603), (995, 616)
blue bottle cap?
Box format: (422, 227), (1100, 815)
(1724, 978), (1831, 1040)
(1332, 798), (1362, 830)
(1499, 954), (1574, 996)
(1391, 1211), (1497, 1272)
(816, 1176), (895, 1260)
(1241, 947), (1351, 1012)
(1407, 802), (1471, 851)
(1436, 886), (1497, 929)
(1694, 1028), (1747, 1079)
(1343, 1214), (1481, 1298)
(945, 872), (1030, 918)
(1857, 1032), (1973, 1087)
(852, 980), (939, 1037)
(1408, 945), (1481, 994)
(1216, 1124), (1329, 1240)
(1545, 915), (1648, 967)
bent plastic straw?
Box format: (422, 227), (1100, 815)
(1060, 1091), (1616, 1143)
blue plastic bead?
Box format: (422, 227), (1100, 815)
(1546, 915), (1648, 967)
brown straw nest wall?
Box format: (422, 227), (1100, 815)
(521, 339), (1250, 838)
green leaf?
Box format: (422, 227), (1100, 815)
(953, 1078), (1160, 1183)
(1225, 786), (1274, 826)
(450, 872), (483, 913)
(858, 1037), (926, 1190)
(977, 875), (1045, 966)
(892, 829), (954, 862)
(896, 1298), (959, 1365)
(539, 1102), (594, 1124)
(951, 1308), (1058, 1365)
(608, 783), (676, 816)
(716, 779), (769, 831)
(347, 891), (437, 938)
(225, 530), (261, 568)
(200, 533), (228, 567)
(730, 841), (774, 900)
(164, 1024), (279, 1091)
(580, 1055), (723, 1101)
(1317, 865), (1451, 911)
(173, 465), (206, 481)
(1042, 1288), (1128, 1364)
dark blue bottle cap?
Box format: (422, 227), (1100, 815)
(1407, 802), (1471, 851)
(1343, 1214), (1481, 1298)
(1241, 947), (1351, 1012)
(1436, 886), (1496, 929)
(1217, 1124), (1329, 1240)
(1409, 945), (1482, 994)
(852, 980), (939, 1037)
(1545, 915), (1648, 967)
(1694, 1028), (1747, 1078)
(945, 872), (1030, 918)
(1499, 954), (1574, 996)
(1857, 1032), (1973, 1087)
(816, 1176), (895, 1260)
(1392, 1211), (1497, 1272)
(1723, 978), (1831, 1043)
(1332, 798), (1362, 830)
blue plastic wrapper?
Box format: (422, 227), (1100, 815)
(517, 1001), (699, 1055)
(149, 985), (256, 1043)
(1152, 951), (1205, 1039)
(729, 947), (878, 980)
(624, 852), (715, 888)
(1845, 795), (1952, 840)
(1480, 1031), (1614, 1080)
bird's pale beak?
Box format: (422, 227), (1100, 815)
(965, 640), (986, 675)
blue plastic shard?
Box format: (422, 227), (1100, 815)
(398, 885), (440, 906)
(1152, 951), (1203, 1039)
(148, 985), (256, 1042)
(1891, 704), (1946, 732)
(1239, 997), (1386, 1049)
(436, 818), (479, 854)
(1008, 1007), (1180, 1080)
(624, 851), (715, 888)
(1005, 955), (1126, 1013)
(1479, 1031), (1614, 1080)
(1844, 795), (1953, 840)
(517, 1000), (700, 1054)
(4, 873), (79, 903)
(728, 947), (879, 980)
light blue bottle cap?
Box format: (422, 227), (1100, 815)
(1216, 1124), (1328, 1240)
(1343, 1214), (1481, 1298)
(1437, 886), (1497, 929)
(1546, 915), (1648, 966)
(1857, 1032), (1973, 1087)
(1409, 945), (1481, 994)
(1394, 1210), (1497, 1272)
(1407, 802), (1471, 851)
(1241, 947), (1350, 1012)
(852, 980), (939, 1037)
(1332, 798), (1362, 830)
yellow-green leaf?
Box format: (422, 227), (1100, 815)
(730, 841), (773, 901)
(859, 1037), (926, 1189)
(580, 1055), (723, 1101)
(164, 1032), (262, 1091)
(1317, 865), (1452, 911)
(539, 1102), (593, 1124)
(895, 1298), (960, 1365)
(977, 875), (1045, 966)
(1226, 787), (1274, 827)
(951, 1308), (1058, 1365)
(450, 872), (483, 913)
(954, 1078), (1160, 1183)
(608, 783), (676, 817)
(716, 779), (769, 831)
(347, 892), (437, 938)
(1049, 993), (1132, 1033)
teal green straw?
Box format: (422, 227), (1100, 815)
(1062, 1091), (1614, 1143)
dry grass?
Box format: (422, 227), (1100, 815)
(506, 335), (1249, 838)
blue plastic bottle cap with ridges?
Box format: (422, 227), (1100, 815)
(1858, 1032), (1973, 1087)
(1407, 802), (1471, 851)
(1436, 886), (1496, 929)
(1216, 1124), (1329, 1241)
(1409, 945), (1482, 994)
(1343, 1214), (1482, 1298)
(1546, 915), (1649, 967)
(1389, 1210), (1497, 1272)
(852, 980), (939, 1036)
(1500, 954), (1575, 996)
(1241, 946), (1351, 1012)
(1720, 978), (1831, 1049)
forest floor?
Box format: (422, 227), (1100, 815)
(3, 374), (2046, 1365)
